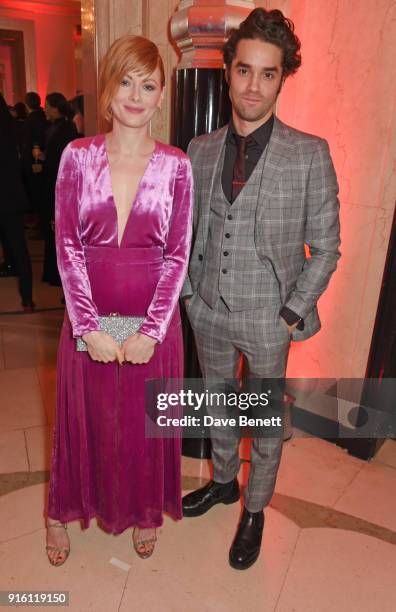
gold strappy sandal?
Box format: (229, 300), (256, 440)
(132, 527), (157, 559)
(46, 521), (70, 567)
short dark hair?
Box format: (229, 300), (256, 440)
(13, 101), (27, 120)
(45, 92), (73, 119)
(70, 94), (84, 117)
(223, 8), (301, 78)
(25, 91), (41, 110)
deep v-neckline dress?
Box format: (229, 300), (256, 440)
(48, 134), (193, 533)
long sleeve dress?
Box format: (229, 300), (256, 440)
(48, 134), (193, 533)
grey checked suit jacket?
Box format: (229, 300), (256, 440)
(181, 116), (341, 342)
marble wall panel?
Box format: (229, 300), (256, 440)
(277, 0), (396, 210)
(144, 0), (180, 144)
(273, 0), (396, 378)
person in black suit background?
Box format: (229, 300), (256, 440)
(24, 92), (47, 152)
(42, 92), (77, 285)
(10, 102), (28, 155)
(0, 93), (34, 311)
(21, 92), (48, 230)
(70, 94), (84, 137)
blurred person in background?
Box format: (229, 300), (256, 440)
(70, 94), (84, 137)
(12, 101), (27, 119)
(9, 101), (27, 121)
(0, 93), (34, 311)
(10, 102), (28, 171)
(21, 92), (48, 235)
(42, 92), (77, 285)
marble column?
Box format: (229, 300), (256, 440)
(171, 0), (254, 150)
(80, 0), (97, 136)
(170, 1), (254, 457)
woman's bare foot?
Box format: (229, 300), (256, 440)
(132, 527), (157, 559)
(46, 520), (70, 566)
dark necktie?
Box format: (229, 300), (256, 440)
(231, 134), (250, 203)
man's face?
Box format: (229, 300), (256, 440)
(228, 38), (284, 129)
(45, 102), (60, 122)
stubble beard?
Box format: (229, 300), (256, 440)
(231, 80), (282, 125)
(233, 99), (271, 124)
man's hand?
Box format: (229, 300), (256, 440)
(286, 322), (298, 334)
(82, 331), (124, 364)
(280, 318), (298, 335)
(122, 332), (156, 364)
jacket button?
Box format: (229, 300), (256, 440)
(198, 254), (203, 261)
(227, 214), (233, 220)
(222, 268), (227, 274)
(223, 251), (229, 256)
(225, 233), (230, 238)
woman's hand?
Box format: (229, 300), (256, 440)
(122, 332), (156, 364)
(82, 331), (124, 364)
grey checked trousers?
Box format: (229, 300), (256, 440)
(187, 293), (290, 512)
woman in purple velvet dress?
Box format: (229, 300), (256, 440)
(46, 35), (193, 565)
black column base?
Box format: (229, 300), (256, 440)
(174, 68), (231, 460)
(182, 436), (212, 459)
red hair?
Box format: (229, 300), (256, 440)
(98, 34), (165, 132)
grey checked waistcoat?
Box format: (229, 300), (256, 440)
(198, 144), (282, 311)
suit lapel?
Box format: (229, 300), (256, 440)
(255, 118), (296, 266)
(199, 126), (227, 246)
(256, 116), (293, 206)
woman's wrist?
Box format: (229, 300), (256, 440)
(82, 330), (101, 343)
(137, 332), (157, 346)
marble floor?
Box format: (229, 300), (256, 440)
(0, 237), (396, 612)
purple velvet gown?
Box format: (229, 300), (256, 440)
(48, 134), (193, 534)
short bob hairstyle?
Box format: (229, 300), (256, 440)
(98, 34), (165, 131)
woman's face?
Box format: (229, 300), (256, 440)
(110, 65), (164, 129)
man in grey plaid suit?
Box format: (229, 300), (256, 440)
(182, 8), (340, 569)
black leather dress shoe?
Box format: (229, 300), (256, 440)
(229, 507), (264, 570)
(182, 478), (240, 517)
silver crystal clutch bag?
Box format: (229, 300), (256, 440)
(76, 314), (144, 351)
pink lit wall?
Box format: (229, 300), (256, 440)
(0, 1), (81, 103)
(0, 44), (13, 103)
(263, 0), (396, 378)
